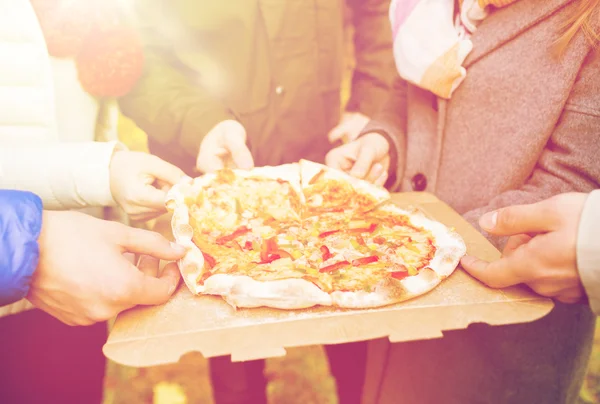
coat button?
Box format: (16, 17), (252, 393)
(411, 173), (427, 191)
(275, 85), (284, 95)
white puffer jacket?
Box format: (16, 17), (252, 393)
(0, 1), (122, 317)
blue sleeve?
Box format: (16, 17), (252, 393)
(0, 190), (43, 306)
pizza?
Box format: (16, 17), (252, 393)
(166, 160), (466, 310)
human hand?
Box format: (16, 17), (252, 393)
(196, 119), (254, 173)
(325, 132), (390, 186)
(109, 150), (185, 221)
(461, 193), (589, 304)
(327, 112), (371, 144)
(28, 210), (186, 325)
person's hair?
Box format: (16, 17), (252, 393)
(555, 0), (600, 52)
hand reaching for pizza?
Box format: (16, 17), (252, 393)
(327, 112), (371, 144)
(109, 150), (185, 222)
(196, 119), (255, 174)
(27, 210), (185, 326)
(325, 132), (390, 186)
(460, 193), (588, 304)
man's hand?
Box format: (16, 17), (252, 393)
(28, 211), (186, 326)
(196, 120), (254, 173)
(325, 132), (390, 186)
(327, 112), (371, 144)
(461, 193), (589, 304)
(109, 151), (185, 222)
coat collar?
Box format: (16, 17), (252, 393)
(464, 0), (574, 67)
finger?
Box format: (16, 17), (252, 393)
(196, 150), (226, 173)
(349, 145), (376, 179)
(502, 234), (532, 256)
(460, 255), (524, 289)
(223, 132), (254, 170)
(327, 123), (348, 143)
(325, 143), (358, 171)
(146, 155), (186, 185)
(129, 262), (181, 306)
(137, 186), (170, 212)
(479, 200), (562, 236)
(137, 255), (160, 278)
(365, 163), (384, 184)
(116, 225), (186, 260)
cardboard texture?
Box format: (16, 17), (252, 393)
(103, 192), (554, 367)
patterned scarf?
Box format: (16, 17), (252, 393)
(390, 0), (519, 99)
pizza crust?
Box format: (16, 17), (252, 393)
(201, 274), (333, 309)
(166, 176), (207, 294)
(235, 163), (304, 202)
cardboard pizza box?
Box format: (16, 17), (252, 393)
(103, 192), (553, 367)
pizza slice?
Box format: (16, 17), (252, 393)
(296, 204), (465, 308)
(299, 159), (390, 215)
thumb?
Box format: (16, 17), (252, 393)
(130, 259), (181, 306)
(145, 155), (186, 185)
(223, 130), (254, 170)
(116, 225), (186, 260)
(137, 184), (169, 211)
(325, 142), (359, 172)
(479, 201), (558, 236)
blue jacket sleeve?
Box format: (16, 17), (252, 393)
(0, 190), (43, 306)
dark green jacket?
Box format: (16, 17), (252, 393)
(120, 0), (396, 174)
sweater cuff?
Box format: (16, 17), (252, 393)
(0, 190), (43, 306)
(359, 120), (405, 191)
(577, 190), (600, 314)
(71, 141), (126, 207)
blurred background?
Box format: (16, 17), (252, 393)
(107, 9), (600, 404)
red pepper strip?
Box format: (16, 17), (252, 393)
(319, 230), (340, 238)
(261, 254), (281, 264)
(216, 226), (250, 245)
(230, 241), (243, 251)
(244, 241), (253, 250)
(202, 252), (216, 269)
(320, 245), (332, 261)
(373, 236), (386, 244)
(352, 256), (379, 266)
(199, 271), (213, 285)
(260, 237), (278, 261)
(348, 223), (378, 234)
(356, 235), (366, 246)
(391, 271), (409, 280)
(309, 168), (326, 185)
(319, 260), (350, 273)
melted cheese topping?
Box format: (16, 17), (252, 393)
(188, 168), (436, 293)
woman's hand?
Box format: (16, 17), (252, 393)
(327, 112), (371, 144)
(109, 150), (185, 221)
(325, 133), (390, 186)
